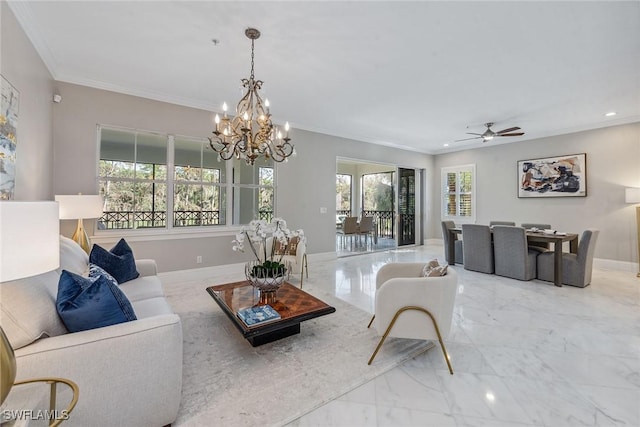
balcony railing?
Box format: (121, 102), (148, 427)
(99, 210), (274, 229)
(337, 210), (395, 239)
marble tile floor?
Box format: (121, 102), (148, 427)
(164, 244), (640, 427)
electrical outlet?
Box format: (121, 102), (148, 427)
(320, 207), (327, 214)
(196, 256), (202, 264)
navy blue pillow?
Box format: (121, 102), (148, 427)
(89, 238), (139, 284)
(56, 266), (137, 333)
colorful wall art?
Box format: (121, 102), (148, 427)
(0, 75), (19, 200)
(518, 153), (587, 198)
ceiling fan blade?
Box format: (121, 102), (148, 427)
(496, 132), (524, 137)
(454, 136), (482, 142)
(465, 132), (482, 136)
(496, 127), (520, 135)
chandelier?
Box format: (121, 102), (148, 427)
(209, 28), (295, 165)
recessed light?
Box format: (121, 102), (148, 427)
(605, 112), (616, 117)
(443, 143), (449, 147)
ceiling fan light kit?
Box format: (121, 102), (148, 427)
(455, 122), (525, 143)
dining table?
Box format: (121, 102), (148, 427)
(447, 227), (579, 287)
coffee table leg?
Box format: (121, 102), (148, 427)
(248, 324), (301, 347)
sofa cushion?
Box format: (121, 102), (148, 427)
(56, 268), (137, 333)
(89, 238), (139, 284)
(119, 275), (165, 302)
(58, 235), (89, 276)
(0, 270), (68, 349)
(131, 296), (175, 319)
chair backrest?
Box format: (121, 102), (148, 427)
(342, 217), (358, 234)
(521, 223), (551, 230)
(461, 224), (493, 273)
(441, 220), (456, 246)
(358, 216), (374, 232)
(490, 221), (516, 226)
(374, 263), (458, 340)
(492, 225), (530, 278)
(577, 229), (599, 284)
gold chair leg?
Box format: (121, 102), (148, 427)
(299, 254), (308, 289)
(367, 306), (454, 375)
(367, 314), (375, 328)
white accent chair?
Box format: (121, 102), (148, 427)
(367, 263), (458, 374)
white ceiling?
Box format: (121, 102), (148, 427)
(9, 1), (640, 154)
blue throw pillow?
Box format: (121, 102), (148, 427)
(89, 238), (139, 284)
(56, 267), (137, 333)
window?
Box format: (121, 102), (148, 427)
(336, 174), (351, 216)
(441, 164), (475, 222)
(98, 126), (274, 231)
(174, 136), (224, 227)
(99, 129), (167, 229)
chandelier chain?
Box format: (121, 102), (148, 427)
(250, 39), (255, 81)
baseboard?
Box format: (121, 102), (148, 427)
(593, 258), (639, 274)
(425, 238), (637, 274)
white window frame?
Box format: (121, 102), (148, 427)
(441, 164), (476, 224)
(95, 124), (276, 240)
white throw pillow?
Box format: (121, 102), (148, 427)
(422, 259), (448, 277)
(58, 235), (89, 276)
(0, 270), (68, 349)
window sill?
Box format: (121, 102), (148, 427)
(91, 226), (242, 244)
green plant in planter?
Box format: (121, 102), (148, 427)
(251, 260), (287, 278)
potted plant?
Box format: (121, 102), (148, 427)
(233, 218), (304, 292)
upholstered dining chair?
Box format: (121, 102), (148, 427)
(357, 216), (375, 247)
(537, 229), (599, 287)
(337, 216), (358, 249)
(462, 224), (494, 274)
(262, 236), (308, 287)
(521, 223), (552, 251)
(367, 262), (458, 374)
(492, 225), (538, 280)
(441, 221), (463, 264)
(489, 220), (516, 226)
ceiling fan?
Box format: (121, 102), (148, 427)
(455, 122), (524, 143)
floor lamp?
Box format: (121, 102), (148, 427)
(0, 201), (60, 405)
(55, 194), (104, 254)
(625, 188), (640, 277)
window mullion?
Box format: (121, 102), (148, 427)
(167, 135), (175, 230)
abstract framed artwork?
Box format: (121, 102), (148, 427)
(0, 75), (19, 200)
(518, 153), (587, 198)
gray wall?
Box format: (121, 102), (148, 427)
(51, 82), (431, 271)
(0, 3), (54, 200)
(433, 122), (640, 264)
(6, 1), (638, 271)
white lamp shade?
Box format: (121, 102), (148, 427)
(55, 195), (104, 219)
(625, 188), (640, 204)
(0, 201), (60, 282)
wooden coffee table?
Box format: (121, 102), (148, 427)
(206, 281), (336, 346)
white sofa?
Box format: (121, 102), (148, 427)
(0, 236), (182, 427)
